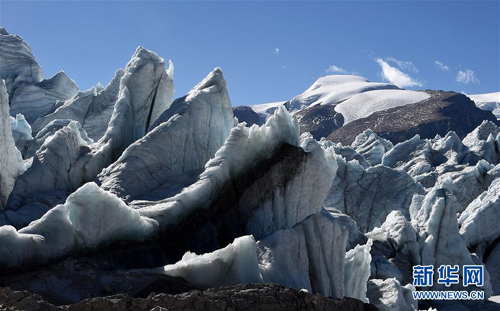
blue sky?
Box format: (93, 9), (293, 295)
(1, 1), (499, 106)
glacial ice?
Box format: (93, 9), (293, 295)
(155, 235), (263, 289)
(351, 129), (393, 166)
(2, 27), (500, 311)
(0, 28), (43, 96)
(154, 208), (348, 298)
(367, 278), (417, 311)
(9, 71), (79, 124)
(0, 182), (157, 268)
(31, 69), (125, 142)
(24, 119), (93, 159)
(257, 227), (312, 292)
(324, 156), (424, 232)
(344, 239), (372, 302)
(367, 211), (420, 285)
(138, 104), (334, 239)
(411, 178), (492, 295)
(98, 68), (233, 202)
(7, 121), (90, 207)
(459, 176), (500, 253)
(6, 47), (174, 211)
(10, 113), (32, 151)
(0, 80), (23, 210)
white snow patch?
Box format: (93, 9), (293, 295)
(335, 89), (430, 124)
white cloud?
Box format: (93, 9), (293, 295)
(386, 57), (419, 73)
(434, 60), (449, 71)
(456, 69), (480, 85)
(326, 64), (347, 74)
(275, 47), (280, 54)
(376, 58), (422, 88)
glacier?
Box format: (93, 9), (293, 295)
(0, 182), (157, 268)
(2, 27), (500, 311)
(98, 67), (233, 202)
(0, 80), (23, 210)
(4, 46), (174, 215)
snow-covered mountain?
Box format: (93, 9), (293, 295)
(237, 75), (498, 143)
(1, 28), (500, 311)
(469, 92), (500, 120)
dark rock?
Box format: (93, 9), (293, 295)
(233, 106), (260, 127)
(327, 91), (499, 145)
(295, 104), (344, 140)
(0, 283), (379, 311)
(133, 275), (197, 298)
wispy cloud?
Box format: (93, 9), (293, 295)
(456, 69), (480, 85)
(326, 64), (347, 74)
(275, 47), (280, 54)
(386, 57), (419, 73)
(434, 60), (449, 71)
(376, 58), (422, 88)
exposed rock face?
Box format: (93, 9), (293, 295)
(0, 283), (379, 311)
(233, 105), (260, 127)
(327, 91), (499, 145)
(295, 104), (344, 140)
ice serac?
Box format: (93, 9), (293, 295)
(138, 105), (333, 235)
(325, 155), (424, 233)
(351, 129), (393, 166)
(0, 28), (43, 96)
(367, 278), (417, 311)
(31, 70), (125, 142)
(7, 121), (90, 208)
(382, 132), (472, 187)
(293, 210), (348, 298)
(459, 175), (500, 253)
(10, 113), (32, 152)
(6, 47), (174, 211)
(9, 71), (79, 124)
(411, 178), (492, 295)
(344, 239), (372, 302)
(120, 47), (174, 138)
(0, 80), (23, 210)
(98, 68), (233, 202)
(458, 175), (500, 294)
(154, 209), (348, 299)
(257, 227), (312, 292)
(155, 235), (263, 289)
(435, 160), (498, 213)
(462, 120), (500, 165)
(24, 119), (93, 159)
(0, 182), (158, 268)
(367, 211), (420, 286)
